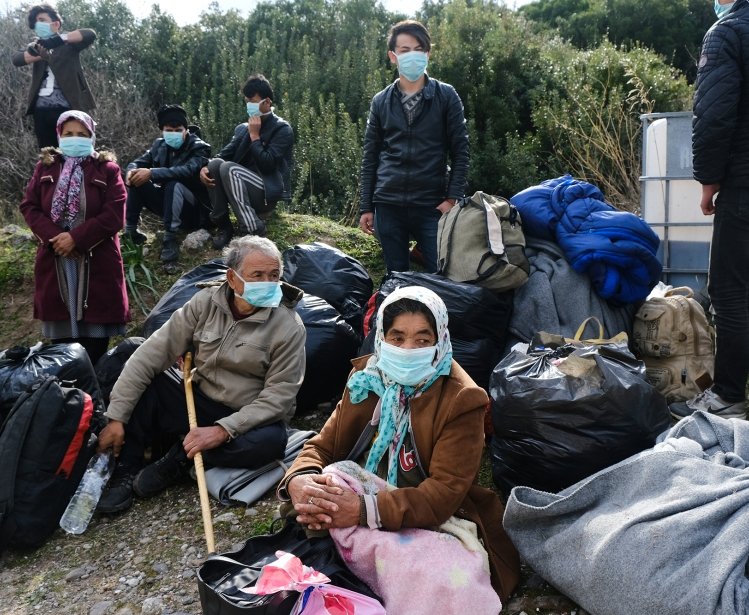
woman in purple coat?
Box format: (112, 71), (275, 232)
(20, 110), (130, 364)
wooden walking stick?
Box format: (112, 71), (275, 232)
(183, 352), (216, 554)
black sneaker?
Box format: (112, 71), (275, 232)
(97, 465), (136, 513)
(211, 224), (234, 250)
(133, 443), (190, 498)
(160, 238), (180, 262)
(123, 229), (147, 245)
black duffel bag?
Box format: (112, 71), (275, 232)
(198, 520), (380, 615)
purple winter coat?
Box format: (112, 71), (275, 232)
(20, 148), (130, 325)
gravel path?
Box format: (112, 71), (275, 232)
(0, 413), (586, 615)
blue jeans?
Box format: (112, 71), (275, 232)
(708, 188), (749, 402)
(374, 205), (442, 273)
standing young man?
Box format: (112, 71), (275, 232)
(124, 104), (211, 262)
(11, 3), (96, 149)
(359, 20), (469, 274)
(200, 74), (294, 249)
(670, 0), (749, 420)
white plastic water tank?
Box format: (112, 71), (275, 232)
(640, 112), (712, 290)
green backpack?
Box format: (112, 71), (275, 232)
(437, 191), (529, 292)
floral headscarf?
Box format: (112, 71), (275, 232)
(50, 110), (97, 226)
(347, 286), (453, 485)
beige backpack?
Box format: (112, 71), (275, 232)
(437, 191), (529, 293)
(631, 287), (714, 402)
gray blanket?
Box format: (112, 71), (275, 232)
(504, 411), (749, 615)
(204, 429), (317, 506)
(505, 237), (636, 353)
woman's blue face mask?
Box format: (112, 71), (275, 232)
(59, 136), (94, 158)
(376, 341), (437, 386)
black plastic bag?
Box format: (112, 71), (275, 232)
(282, 242), (373, 335)
(198, 520), (380, 615)
(0, 342), (101, 422)
(374, 271), (513, 346)
(143, 258), (227, 337)
(94, 337), (145, 404)
(490, 341), (671, 497)
(295, 295), (360, 414)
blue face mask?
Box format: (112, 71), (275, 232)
(233, 271), (282, 308)
(246, 101), (261, 117)
(715, 0), (735, 18)
(163, 130), (184, 149)
(376, 341), (437, 386)
(59, 136), (94, 158)
(34, 21), (54, 39)
(396, 50), (428, 82)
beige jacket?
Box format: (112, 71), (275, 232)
(106, 282), (306, 437)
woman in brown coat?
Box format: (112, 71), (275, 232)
(279, 286), (519, 611)
(20, 110), (129, 364)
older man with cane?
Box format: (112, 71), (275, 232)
(96, 236), (306, 513)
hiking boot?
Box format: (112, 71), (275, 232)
(211, 223), (234, 249)
(669, 387), (747, 421)
(123, 229), (147, 245)
(160, 235), (180, 262)
(97, 465), (136, 513)
(133, 443), (190, 498)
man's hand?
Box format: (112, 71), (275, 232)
(127, 168), (152, 188)
(700, 183), (720, 216)
(182, 425), (229, 459)
(98, 420), (125, 457)
(199, 166), (215, 188)
(247, 116), (262, 141)
(49, 232), (77, 257)
(436, 198), (456, 215)
(359, 212), (374, 235)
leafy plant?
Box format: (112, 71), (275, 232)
(120, 235), (160, 316)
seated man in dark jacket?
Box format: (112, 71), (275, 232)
(200, 74), (294, 249)
(358, 20), (469, 274)
(124, 104), (211, 262)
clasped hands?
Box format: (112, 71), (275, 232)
(288, 473), (360, 531)
(50, 232), (79, 258)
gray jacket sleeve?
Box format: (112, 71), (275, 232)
(105, 295), (202, 423)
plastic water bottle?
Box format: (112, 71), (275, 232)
(59, 450), (115, 535)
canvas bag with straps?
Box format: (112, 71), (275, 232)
(632, 286), (715, 402)
(437, 191), (529, 293)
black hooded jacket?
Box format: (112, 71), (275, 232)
(693, 0), (749, 187)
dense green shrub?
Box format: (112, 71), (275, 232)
(0, 0), (693, 220)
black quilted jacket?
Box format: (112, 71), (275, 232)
(693, 0), (749, 187)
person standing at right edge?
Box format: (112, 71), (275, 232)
(11, 3), (96, 149)
(670, 0), (749, 421)
(358, 20), (469, 274)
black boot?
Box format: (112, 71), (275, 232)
(212, 220), (234, 249)
(160, 231), (180, 262)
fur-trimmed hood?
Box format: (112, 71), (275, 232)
(39, 146), (117, 166)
